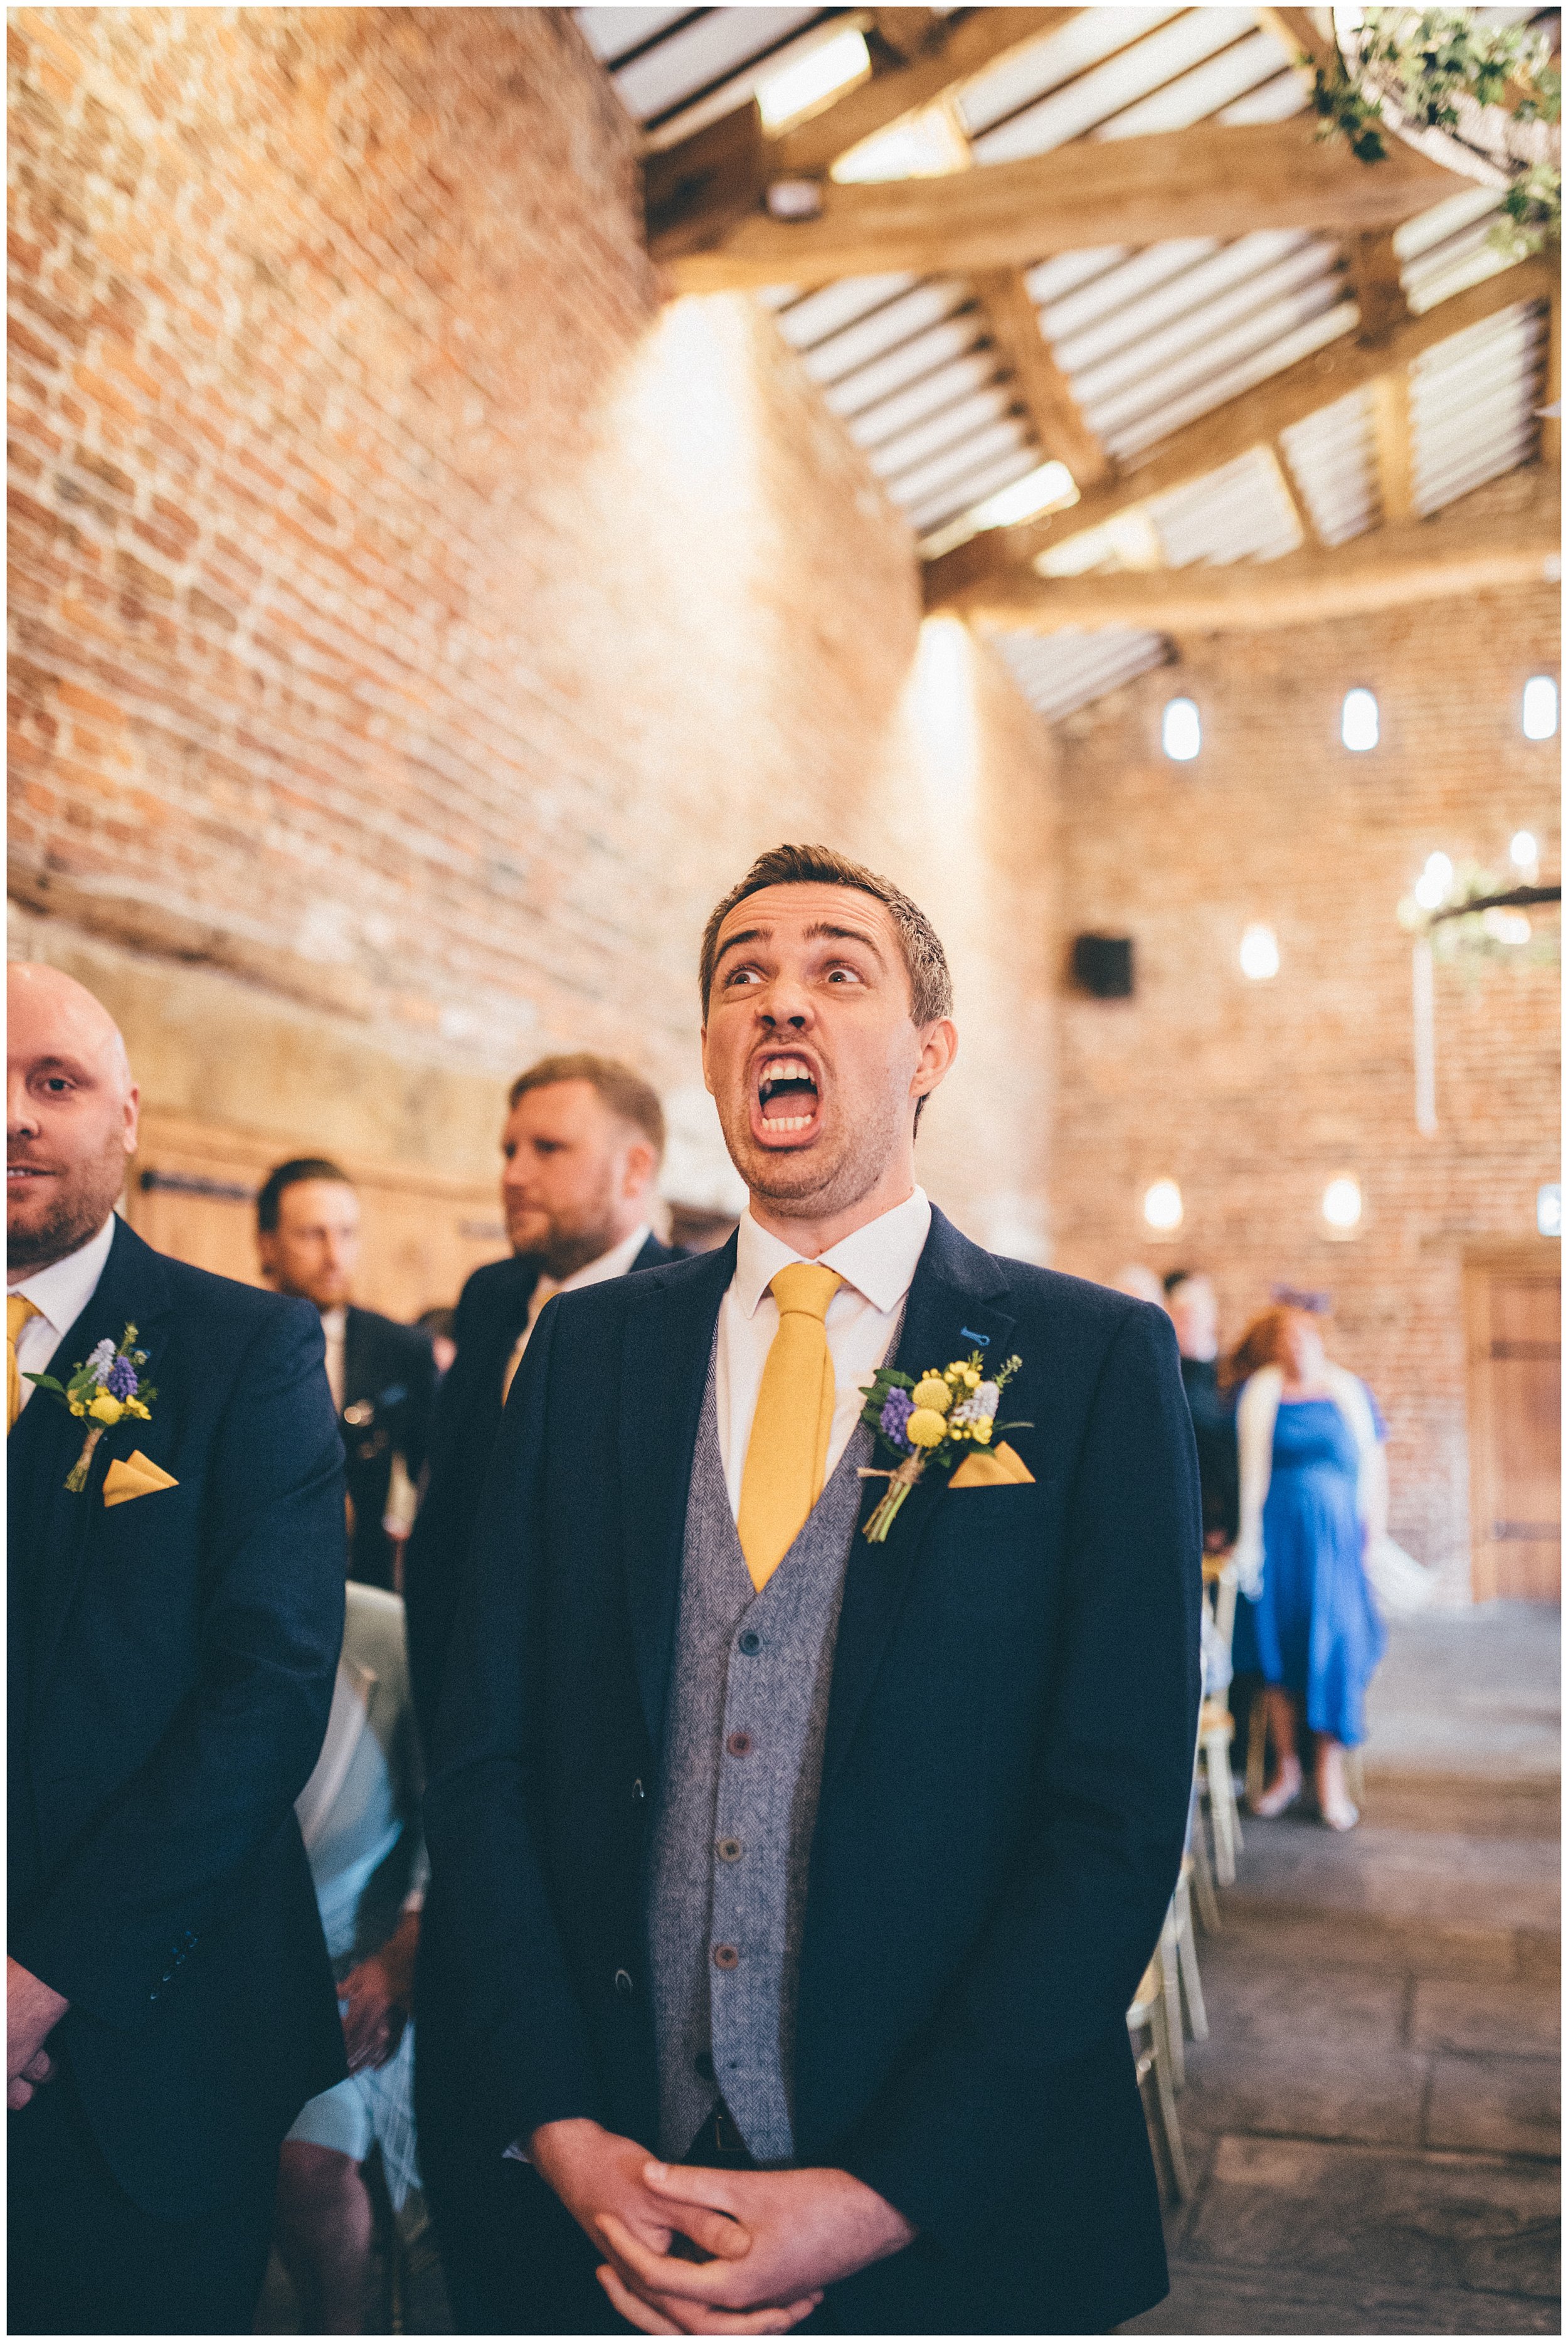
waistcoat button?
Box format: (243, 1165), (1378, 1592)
(613, 1968), (634, 1997)
(726, 1730), (753, 1757)
(716, 1838), (743, 1863)
(712, 1944), (740, 1970)
(738, 1630), (763, 1655)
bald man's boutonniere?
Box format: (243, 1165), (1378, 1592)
(26, 1324), (157, 1492)
(857, 1349), (1030, 1542)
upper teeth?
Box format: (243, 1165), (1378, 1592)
(761, 1059), (812, 1084)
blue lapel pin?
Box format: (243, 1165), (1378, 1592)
(960, 1328), (990, 1347)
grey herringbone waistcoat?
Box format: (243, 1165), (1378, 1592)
(647, 1345), (872, 2166)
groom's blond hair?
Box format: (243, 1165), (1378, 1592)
(699, 844), (953, 1027)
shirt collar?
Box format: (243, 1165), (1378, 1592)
(549, 1222), (651, 1300)
(11, 1211), (118, 1339)
(320, 1305), (348, 1342)
(734, 1187), (931, 1318)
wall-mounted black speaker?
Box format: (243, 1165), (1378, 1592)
(1072, 933), (1134, 998)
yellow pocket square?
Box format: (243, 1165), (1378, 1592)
(948, 1441), (1035, 1490)
(103, 1450), (179, 1508)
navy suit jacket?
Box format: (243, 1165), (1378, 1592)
(423, 1207), (1202, 2334)
(8, 1217), (347, 2218)
(403, 1233), (675, 1746)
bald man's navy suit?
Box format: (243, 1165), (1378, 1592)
(423, 1209), (1202, 2334)
(8, 1217), (346, 2334)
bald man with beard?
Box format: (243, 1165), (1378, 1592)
(7, 964), (347, 2334)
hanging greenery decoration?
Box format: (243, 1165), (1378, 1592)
(1306, 8), (1560, 257)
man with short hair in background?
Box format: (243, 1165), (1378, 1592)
(406, 1051), (679, 2329)
(402, 1054), (678, 1742)
(257, 1158), (437, 1592)
(7, 963), (345, 2334)
(1164, 1268), (1239, 1554)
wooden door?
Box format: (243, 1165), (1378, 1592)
(122, 1110), (509, 1324)
(1465, 1250), (1562, 1601)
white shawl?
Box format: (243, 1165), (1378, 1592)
(1232, 1362), (1384, 1599)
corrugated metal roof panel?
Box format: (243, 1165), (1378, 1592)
(773, 275), (915, 351)
(971, 7), (1256, 162)
(957, 9), (1182, 139)
(1052, 231), (1321, 379)
(576, 7), (695, 66)
(819, 310), (988, 419)
(844, 348), (999, 452)
(1037, 240), (1219, 350)
(1083, 264), (1347, 444)
(911, 443), (1039, 533)
(1094, 23), (1293, 139)
(1105, 295), (1357, 456)
(606, 6), (820, 123)
(869, 382), (1017, 482)
(797, 280), (973, 385)
(1144, 445), (1303, 566)
(992, 627), (1170, 721)
(890, 412), (1032, 509)
(1279, 389), (1379, 546)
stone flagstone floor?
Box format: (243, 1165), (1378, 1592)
(1127, 1602), (1560, 2336)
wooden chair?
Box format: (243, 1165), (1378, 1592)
(1126, 1953), (1190, 2203)
(1199, 1697), (1242, 1885)
(1172, 1853), (1209, 2046)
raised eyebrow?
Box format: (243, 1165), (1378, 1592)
(712, 924), (771, 972)
(28, 1054), (96, 1081)
(805, 920), (886, 963)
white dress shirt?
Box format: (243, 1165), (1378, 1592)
(500, 1221), (653, 1406)
(9, 1211), (119, 1414)
(320, 1304), (348, 1415)
(716, 1187), (931, 1519)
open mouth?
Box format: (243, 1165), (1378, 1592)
(753, 1055), (821, 1140)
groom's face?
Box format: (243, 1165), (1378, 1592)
(702, 883), (936, 1218)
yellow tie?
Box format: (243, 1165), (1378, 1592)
(8, 1296), (41, 1433)
(736, 1263), (843, 1594)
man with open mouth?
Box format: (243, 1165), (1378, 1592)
(423, 842), (1200, 2336)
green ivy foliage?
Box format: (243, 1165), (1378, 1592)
(1306, 8), (1560, 255)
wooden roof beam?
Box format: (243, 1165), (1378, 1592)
(943, 477), (1561, 633)
(924, 253), (1554, 607)
(646, 8), (1078, 259)
(971, 269), (1111, 487)
(656, 115), (1463, 289)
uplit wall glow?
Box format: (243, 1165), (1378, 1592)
(1162, 697), (1200, 761)
(1322, 1175), (1363, 1234)
(758, 26), (869, 130)
(1239, 922), (1279, 980)
(1342, 688), (1379, 751)
(908, 615), (981, 815)
(1522, 675), (1559, 740)
(1143, 1178), (1183, 1232)
(1412, 850), (1453, 911)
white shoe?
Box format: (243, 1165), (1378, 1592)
(1249, 1761), (1303, 1818)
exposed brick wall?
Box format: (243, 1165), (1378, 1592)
(7, 6), (1058, 1241)
(1047, 580), (1560, 1588)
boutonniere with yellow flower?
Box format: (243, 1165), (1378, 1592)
(26, 1323), (157, 1492)
(857, 1349), (1028, 1542)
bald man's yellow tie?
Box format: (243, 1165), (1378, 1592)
(8, 1296), (40, 1433)
(736, 1263), (843, 1594)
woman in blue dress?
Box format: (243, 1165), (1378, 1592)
(1226, 1305), (1387, 1831)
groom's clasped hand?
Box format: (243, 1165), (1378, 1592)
(534, 2116), (913, 2334)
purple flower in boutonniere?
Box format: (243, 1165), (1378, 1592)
(25, 1322), (159, 1492)
(856, 1349), (1029, 1542)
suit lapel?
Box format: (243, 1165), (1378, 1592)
(342, 1306), (369, 1412)
(822, 1209), (1015, 1796)
(617, 1241), (734, 1761)
(27, 1220), (176, 1700)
